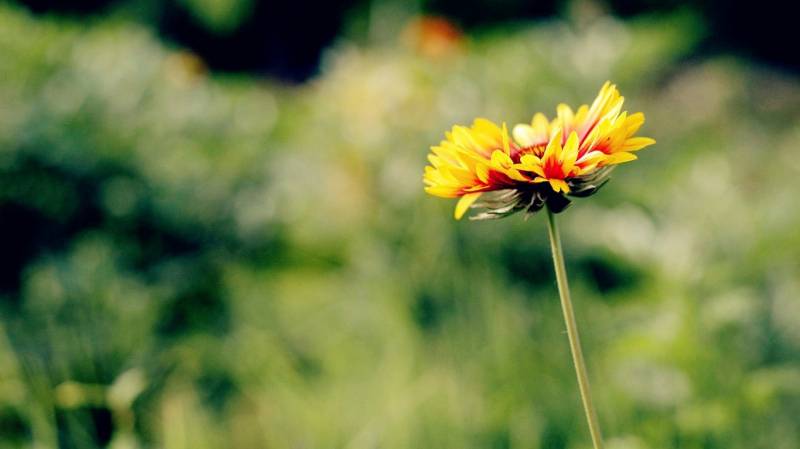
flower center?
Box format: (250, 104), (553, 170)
(510, 143), (546, 162)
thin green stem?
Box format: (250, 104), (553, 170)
(546, 208), (604, 449)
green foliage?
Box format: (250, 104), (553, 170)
(1, 4), (799, 449)
(177, 0), (255, 34)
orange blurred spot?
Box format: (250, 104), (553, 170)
(402, 16), (464, 58)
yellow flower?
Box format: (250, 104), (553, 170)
(423, 82), (655, 219)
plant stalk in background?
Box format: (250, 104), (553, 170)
(546, 208), (604, 449)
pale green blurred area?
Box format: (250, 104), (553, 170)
(1, 3), (800, 449)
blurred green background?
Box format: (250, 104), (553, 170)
(1, 1), (799, 448)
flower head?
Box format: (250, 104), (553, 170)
(423, 82), (655, 219)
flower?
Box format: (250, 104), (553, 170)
(423, 82), (655, 219)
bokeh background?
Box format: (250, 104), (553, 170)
(1, 1), (799, 448)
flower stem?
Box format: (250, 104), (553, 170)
(546, 208), (604, 449)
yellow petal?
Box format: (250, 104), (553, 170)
(501, 122), (511, 155)
(443, 166), (476, 184)
(543, 128), (563, 162)
(561, 131), (580, 167)
(548, 179), (570, 193)
(573, 104), (589, 124)
(490, 149), (513, 168)
(604, 152), (638, 165)
(425, 186), (460, 198)
(559, 131), (578, 162)
(506, 167), (529, 182)
(600, 96), (624, 123)
(514, 163), (545, 178)
(532, 112), (550, 133)
(520, 154), (542, 165)
(623, 112), (645, 135)
(454, 192), (482, 219)
(586, 81), (615, 120)
(557, 104), (574, 130)
(622, 137), (656, 152)
(475, 164), (490, 183)
(576, 150), (607, 166)
(512, 124), (539, 147)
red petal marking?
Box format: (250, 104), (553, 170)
(542, 155), (565, 179)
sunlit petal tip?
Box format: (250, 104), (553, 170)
(623, 137), (656, 151)
(605, 152), (638, 165)
(556, 104), (574, 124)
(512, 124), (535, 147)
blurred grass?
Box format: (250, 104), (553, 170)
(1, 3), (799, 449)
